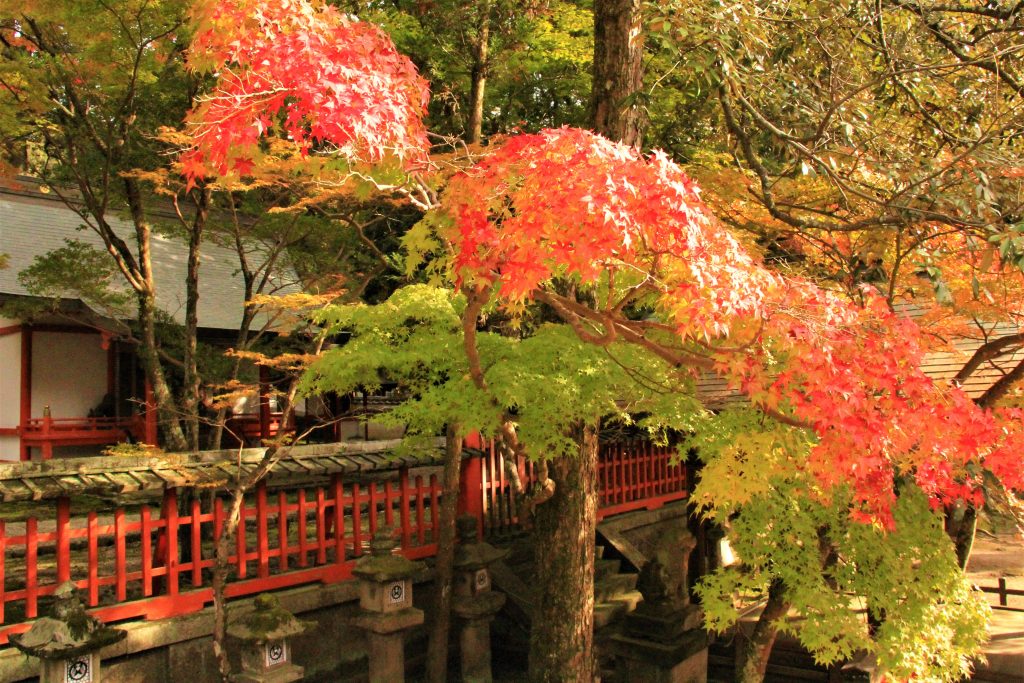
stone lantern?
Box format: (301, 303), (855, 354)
(9, 582), (126, 683)
(227, 593), (311, 683)
(452, 514), (508, 683)
(352, 526), (425, 683)
(610, 529), (708, 683)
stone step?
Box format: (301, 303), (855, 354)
(595, 573), (639, 602)
(593, 590), (642, 629)
(594, 557), (622, 579)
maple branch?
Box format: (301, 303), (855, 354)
(954, 333), (1024, 386)
(977, 355), (1024, 409)
(536, 290), (716, 369)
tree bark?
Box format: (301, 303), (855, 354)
(137, 289), (188, 452)
(735, 579), (790, 683)
(467, 2), (491, 144)
(528, 424), (598, 683)
(212, 487), (244, 683)
(124, 177), (189, 452)
(590, 0), (645, 147)
(182, 187), (210, 452)
(426, 423), (463, 683)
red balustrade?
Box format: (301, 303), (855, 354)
(597, 441), (688, 519)
(0, 439), (686, 643)
(472, 439), (688, 536)
(0, 467), (442, 644)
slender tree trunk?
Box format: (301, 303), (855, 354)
(426, 423), (463, 683)
(735, 579), (790, 683)
(528, 424), (598, 683)
(124, 178), (188, 452)
(137, 291), (189, 452)
(212, 487), (245, 683)
(467, 2), (491, 144)
(182, 188), (210, 452)
(590, 0), (645, 147)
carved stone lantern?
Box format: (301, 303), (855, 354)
(9, 582), (126, 683)
(352, 526), (425, 683)
(452, 515), (508, 683)
(227, 593), (312, 683)
(611, 529), (708, 683)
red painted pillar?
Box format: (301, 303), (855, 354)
(144, 378), (158, 446)
(457, 449), (484, 540)
(19, 326), (32, 461)
(258, 365), (271, 442)
(105, 336), (116, 399)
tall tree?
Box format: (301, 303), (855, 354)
(433, 127), (1024, 681)
(591, 0), (645, 145)
(1, 0), (199, 451)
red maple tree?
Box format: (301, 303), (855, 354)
(181, 0), (1023, 529)
(181, 0), (430, 185)
(439, 127), (1023, 526)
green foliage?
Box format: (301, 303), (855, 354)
(693, 410), (988, 681)
(18, 239), (132, 315)
(302, 284), (706, 458)
(352, 0), (592, 137)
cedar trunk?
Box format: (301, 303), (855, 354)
(467, 2), (491, 144)
(735, 579), (790, 683)
(426, 424), (463, 682)
(591, 0), (645, 147)
(528, 425), (598, 682)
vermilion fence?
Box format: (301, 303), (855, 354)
(0, 439), (689, 644)
(464, 439), (689, 537)
(597, 441), (688, 518)
(0, 467), (441, 644)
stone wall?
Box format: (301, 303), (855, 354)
(0, 572), (435, 683)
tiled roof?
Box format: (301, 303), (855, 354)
(695, 324), (1024, 408)
(0, 438), (445, 503)
(0, 181), (300, 331)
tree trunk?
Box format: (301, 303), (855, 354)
(735, 579), (790, 683)
(124, 177), (188, 452)
(182, 187), (210, 452)
(946, 503), (978, 570)
(137, 290), (189, 452)
(212, 488), (245, 683)
(426, 423), (463, 683)
(590, 0), (645, 147)
(528, 424), (598, 683)
(467, 2), (491, 144)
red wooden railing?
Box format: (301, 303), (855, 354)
(0, 468), (441, 645)
(597, 441), (689, 518)
(469, 439), (689, 537)
(21, 416), (145, 441)
(0, 439), (687, 644)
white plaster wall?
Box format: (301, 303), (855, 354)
(0, 327), (21, 428)
(31, 332), (108, 418)
(0, 436), (18, 461)
(0, 323), (22, 461)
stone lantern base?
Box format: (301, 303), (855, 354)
(234, 662), (304, 683)
(611, 628), (708, 683)
(41, 653), (101, 683)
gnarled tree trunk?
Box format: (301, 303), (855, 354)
(528, 424), (599, 682)
(735, 578), (790, 683)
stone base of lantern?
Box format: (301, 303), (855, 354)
(611, 616), (708, 683)
(454, 592), (505, 683)
(234, 662), (304, 683)
(41, 653), (102, 683)
(352, 607), (424, 683)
